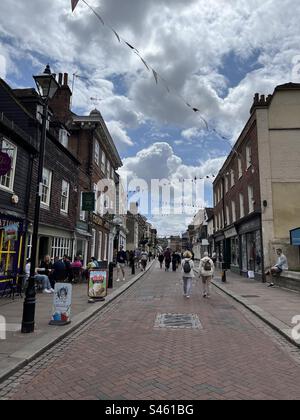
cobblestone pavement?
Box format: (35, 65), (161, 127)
(1, 262), (300, 400)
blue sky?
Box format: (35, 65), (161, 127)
(1, 0), (299, 235)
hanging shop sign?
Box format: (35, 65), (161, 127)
(82, 192), (95, 212)
(0, 152), (11, 176)
(3, 224), (18, 243)
(50, 283), (72, 326)
(88, 269), (108, 300)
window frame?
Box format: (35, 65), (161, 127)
(60, 180), (70, 214)
(0, 138), (18, 192)
(41, 168), (52, 207)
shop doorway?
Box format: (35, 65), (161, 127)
(38, 237), (49, 264)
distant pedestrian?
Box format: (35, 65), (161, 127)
(164, 248), (171, 271)
(199, 252), (215, 298)
(140, 249), (148, 271)
(172, 252), (178, 272)
(181, 251), (195, 299)
(158, 253), (164, 269)
(212, 251), (217, 265)
(117, 246), (127, 281)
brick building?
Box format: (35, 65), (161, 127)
(0, 79), (39, 290)
(213, 82), (300, 279)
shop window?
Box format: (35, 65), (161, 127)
(231, 237), (239, 266)
(0, 222), (19, 276)
(241, 234), (247, 272)
(0, 138), (17, 192)
(61, 180), (70, 213)
(51, 237), (71, 259)
(41, 168), (52, 206)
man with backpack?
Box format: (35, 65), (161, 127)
(181, 251), (195, 299)
(199, 252), (215, 298)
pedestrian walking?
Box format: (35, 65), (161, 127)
(199, 252), (215, 298)
(116, 246), (127, 281)
(181, 251), (195, 299)
(140, 249), (148, 271)
(164, 248), (171, 271)
(158, 253), (164, 269)
(172, 252), (178, 272)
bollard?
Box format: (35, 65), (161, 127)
(108, 262), (114, 289)
(221, 270), (227, 283)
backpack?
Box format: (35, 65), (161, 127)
(204, 259), (212, 271)
(183, 260), (191, 274)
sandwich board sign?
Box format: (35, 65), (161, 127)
(49, 283), (72, 326)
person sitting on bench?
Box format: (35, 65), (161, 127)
(265, 249), (288, 287)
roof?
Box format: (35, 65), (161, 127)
(205, 208), (214, 220)
(275, 82), (300, 91)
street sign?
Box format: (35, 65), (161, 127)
(82, 192), (95, 212)
(290, 228), (300, 246)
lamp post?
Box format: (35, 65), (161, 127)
(21, 65), (59, 334)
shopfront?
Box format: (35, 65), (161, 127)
(237, 215), (263, 279)
(0, 213), (25, 291)
(224, 226), (239, 274)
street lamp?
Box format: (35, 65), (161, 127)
(21, 65), (59, 334)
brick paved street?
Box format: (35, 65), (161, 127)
(1, 262), (300, 400)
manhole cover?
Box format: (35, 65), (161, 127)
(154, 314), (202, 329)
(241, 295), (260, 298)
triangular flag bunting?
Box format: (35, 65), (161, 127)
(125, 42), (138, 52)
(113, 30), (121, 43)
(71, 0), (80, 12)
(152, 69), (159, 84)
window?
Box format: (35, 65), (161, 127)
(80, 192), (86, 221)
(238, 157), (243, 179)
(232, 200), (236, 223)
(110, 165), (114, 180)
(91, 229), (96, 257)
(107, 161), (110, 179)
(51, 237), (71, 259)
(61, 180), (70, 213)
(246, 145), (252, 169)
(248, 185), (254, 213)
(226, 205), (230, 226)
(231, 170), (235, 188)
(0, 220), (19, 276)
(41, 168), (52, 206)
(214, 192), (217, 206)
(225, 176), (229, 193)
(0, 138), (17, 192)
(95, 141), (100, 166)
(101, 151), (106, 173)
(239, 193), (244, 218)
(59, 129), (69, 148)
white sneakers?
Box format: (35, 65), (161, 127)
(43, 289), (52, 294)
(116, 278), (120, 282)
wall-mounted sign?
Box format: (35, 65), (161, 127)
(3, 224), (18, 243)
(82, 192), (95, 212)
(88, 269), (108, 299)
(290, 228), (300, 246)
(0, 152), (12, 176)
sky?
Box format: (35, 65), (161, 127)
(1, 0), (300, 236)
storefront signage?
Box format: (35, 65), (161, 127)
(290, 228), (300, 246)
(88, 269), (108, 299)
(3, 224), (18, 243)
(50, 283), (72, 326)
(224, 227), (238, 239)
(82, 192), (95, 212)
(0, 152), (11, 176)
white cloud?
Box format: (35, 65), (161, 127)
(106, 120), (134, 148)
(0, 54), (6, 79)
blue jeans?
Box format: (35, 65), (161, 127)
(34, 275), (52, 290)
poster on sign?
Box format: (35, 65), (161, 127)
(49, 283), (72, 326)
(88, 269), (108, 300)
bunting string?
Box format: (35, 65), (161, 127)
(71, 0), (257, 177)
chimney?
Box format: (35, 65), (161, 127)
(49, 71), (72, 124)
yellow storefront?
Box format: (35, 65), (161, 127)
(0, 214), (24, 293)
